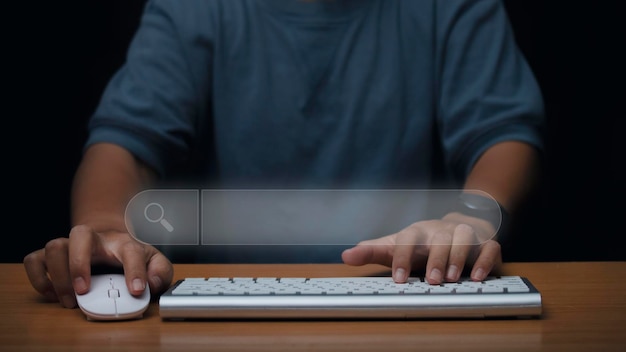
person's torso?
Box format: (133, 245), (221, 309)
(178, 0), (442, 188)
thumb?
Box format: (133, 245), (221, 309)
(341, 236), (394, 267)
(146, 253), (174, 296)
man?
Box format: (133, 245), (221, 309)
(24, 0), (544, 309)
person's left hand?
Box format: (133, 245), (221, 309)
(341, 213), (502, 284)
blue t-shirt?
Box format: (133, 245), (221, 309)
(87, 0), (545, 189)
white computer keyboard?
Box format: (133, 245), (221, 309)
(159, 275), (542, 320)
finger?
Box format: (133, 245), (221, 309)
(341, 236), (395, 267)
(444, 224), (476, 282)
(391, 225), (429, 283)
(23, 248), (58, 302)
(146, 252), (175, 297)
(68, 225), (98, 295)
(470, 240), (502, 281)
(43, 238), (76, 308)
(118, 240), (151, 296)
(424, 230), (453, 285)
(116, 237), (174, 297)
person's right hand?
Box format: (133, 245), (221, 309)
(23, 224), (174, 308)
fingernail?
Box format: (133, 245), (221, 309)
(393, 268), (407, 282)
(446, 265), (458, 281)
(473, 268), (486, 281)
(74, 276), (88, 293)
(61, 295), (76, 308)
(429, 268), (443, 283)
(132, 278), (145, 292)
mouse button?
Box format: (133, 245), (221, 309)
(77, 295), (117, 315)
(114, 296), (150, 315)
(105, 274), (126, 288)
(78, 289), (109, 304)
(116, 287), (150, 313)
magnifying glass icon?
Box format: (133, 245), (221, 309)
(144, 202), (174, 232)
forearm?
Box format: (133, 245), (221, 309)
(463, 141), (541, 213)
(71, 143), (157, 233)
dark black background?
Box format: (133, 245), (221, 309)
(5, 1), (625, 263)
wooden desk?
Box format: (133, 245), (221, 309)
(1, 262), (625, 351)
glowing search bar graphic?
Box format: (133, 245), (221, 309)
(125, 189), (500, 246)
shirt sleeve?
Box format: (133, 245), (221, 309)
(85, 0), (211, 177)
(436, 0), (546, 182)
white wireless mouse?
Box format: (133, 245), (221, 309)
(75, 274), (150, 321)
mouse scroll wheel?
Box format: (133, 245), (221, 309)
(108, 289), (120, 299)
